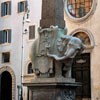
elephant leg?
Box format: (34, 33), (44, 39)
(64, 66), (71, 78)
(63, 59), (73, 78)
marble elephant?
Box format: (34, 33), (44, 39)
(45, 26), (85, 77)
(30, 26), (85, 77)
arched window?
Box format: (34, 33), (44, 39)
(27, 63), (33, 74)
(73, 31), (91, 46)
(70, 29), (95, 49)
(66, 0), (93, 18)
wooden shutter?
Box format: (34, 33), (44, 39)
(0, 31), (3, 44)
(18, 2), (20, 13)
(25, 1), (27, 12)
(8, 29), (11, 43)
(29, 25), (35, 40)
(8, 1), (11, 15)
(1, 3), (4, 16)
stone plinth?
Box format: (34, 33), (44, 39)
(23, 78), (81, 100)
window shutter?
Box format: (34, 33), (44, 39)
(18, 2), (20, 13)
(29, 25), (35, 40)
(9, 1), (11, 15)
(8, 29), (11, 43)
(0, 31), (3, 44)
(1, 3), (4, 16)
(25, 1), (27, 12)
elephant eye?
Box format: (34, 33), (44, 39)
(69, 43), (73, 46)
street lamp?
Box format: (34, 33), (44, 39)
(20, 0), (30, 100)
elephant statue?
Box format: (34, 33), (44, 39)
(45, 26), (85, 77)
(30, 26), (85, 78)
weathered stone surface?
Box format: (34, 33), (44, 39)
(40, 0), (65, 28)
(26, 82), (80, 100)
(23, 77), (75, 85)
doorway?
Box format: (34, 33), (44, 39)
(0, 71), (12, 100)
(72, 53), (91, 100)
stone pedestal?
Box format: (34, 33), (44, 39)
(23, 78), (81, 100)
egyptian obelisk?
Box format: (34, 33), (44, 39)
(40, 0), (65, 28)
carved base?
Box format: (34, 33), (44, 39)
(27, 83), (79, 100)
(23, 78), (81, 100)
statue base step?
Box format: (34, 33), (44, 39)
(23, 77), (81, 100)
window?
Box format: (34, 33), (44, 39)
(0, 29), (12, 44)
(65, 0), (93, 18)
(27, 63), (33, 74)
(1, 1), (11, 16)
(29, 25), (35, 40)
(72, 53), (91, 100)
(18, 1), (26, 13)
(2, 52), (10, 63)
(73, 31), (91, 46)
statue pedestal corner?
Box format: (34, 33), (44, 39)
(23, 78), (81, 100)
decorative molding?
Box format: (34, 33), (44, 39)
(70, 28), (95, 50)
(76, 59), (86, 64)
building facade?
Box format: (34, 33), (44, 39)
(0, 0), (41, 100)
(64, 0), (100, 100)
(0, 0), (100, 100)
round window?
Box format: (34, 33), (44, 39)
(65, 0), (96, 21)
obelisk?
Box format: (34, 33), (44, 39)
(40, 0), (65, 28)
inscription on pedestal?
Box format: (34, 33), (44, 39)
(29, 86), (76, 100)
(32, 89), (55, 100)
